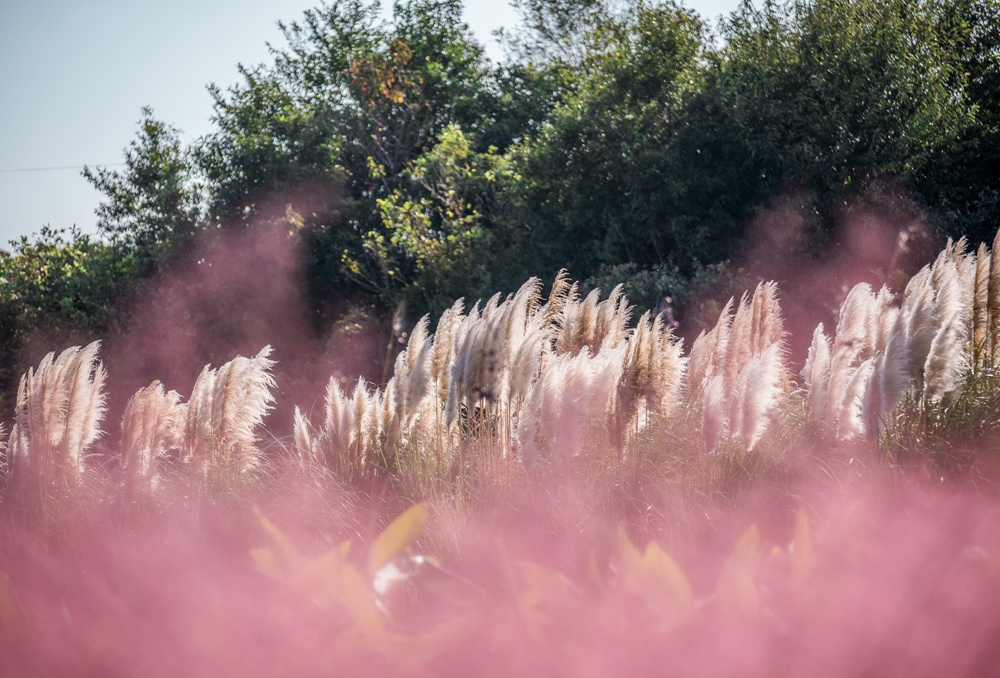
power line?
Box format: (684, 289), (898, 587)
(0, 163), (125, 174)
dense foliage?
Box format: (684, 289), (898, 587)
(2, 0), (999, 415)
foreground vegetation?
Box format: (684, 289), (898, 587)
(4, 234), (1000, 673)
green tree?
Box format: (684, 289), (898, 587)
(354, 125), (501, 312)
(675, 0), (976, 249)
(498, 1), (709, 281)
(84, 107), (201, 274)
(0, 227), (133, 415)
(913, 0), (1000, 245)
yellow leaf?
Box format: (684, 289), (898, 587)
(287, 542), (352, 605)
(617, 526), (644, 573)
(514, 560), (576, 609)
(250, 548), (283, 580)
(335, 563), (387, 639)
(792, 508), (811, 585)
(617, 527), (694, 622)
(252, 506), (305, 573)
(715, 524), (760, 614)
(642, 542), (695, 615)
(367, 504), (429, 578)
(587, 550), (609, 595)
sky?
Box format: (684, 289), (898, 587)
(0, 0), (741, 247)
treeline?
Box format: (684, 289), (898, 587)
(1, 0), (999, 415)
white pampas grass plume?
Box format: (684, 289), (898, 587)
(973, 243), (990, 359)
(494, 278), (542, 402)
(445, 301), (480, 431)
(517, 345), (624, 466)
(739, 342), (784, 450)
(555, 344), (624, 457)
(619, 311), (655, 429)
(220, 346), (276, 471)
(902, 270), (939, 384)
(183, 363), (216, 465)
(554, 284), (631, 356)
(802, 324), (832, 422)
(5, 342), (107, 515)
(544, 270), (573, 329)
(879, 308), (911, 415)
(393, 315), (430, 426)
(182, 346), (276, 473)
(595, 284), (631, 352)
(614, 310), (686, 445)
(8, 342), (107, 481)
(685, 330), (712, 398)
(724, 293), (753, 392)
(575, 289), (601, 354)
(989, 228), (1000, 362)
(400, 316), (433, 429)
(872, 286), (898, 355)
(836, 357), (875, 441)
(708, 298), (734, 387)
(293, 406), (320, 467)
(324, 377), (354, 457)
(509, 309), (550, 404)
(120, 380), (184, 487)
(430, 299), (464, 402)
(755, 282), (785, 352)
(923, 318), (967, 402)
(648, 314), (687, 418)
(62, 342), (108, 469)
(862, 355), (884, 441)
(702, 375), (727, 453)
(826, 283), (874, 424)
(379, 378), (400, 452)
(350, 377), (374, 465)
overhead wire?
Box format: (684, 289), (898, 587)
(0, 163), (124, 173)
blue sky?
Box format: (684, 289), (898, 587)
(0, 0), (740, 246)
